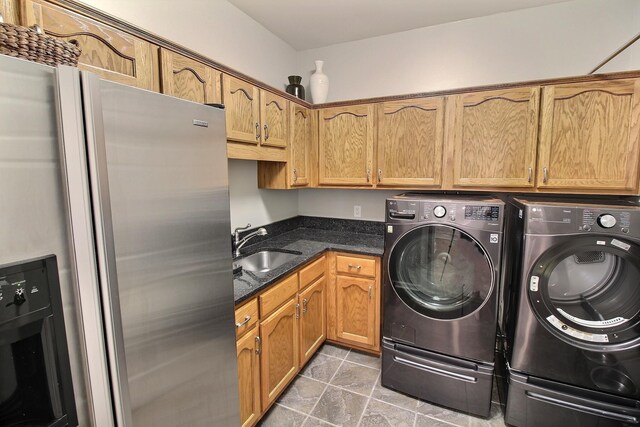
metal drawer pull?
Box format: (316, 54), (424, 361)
(378, 168), (382, 182)
(368, 285), (372, 300)
(264, 124), (270, 140)
(366, 168), (371, 182)
(528, 167), (532, 183)
(543, 167), (549, 184)
(255, 336), (261, 354)
(348, 264), (362, 270)
(526, 392), (638, 423)
(255, 122), (261, 140)
(302, 298), (308, 313)
(394, 356), (476, 383)
(293, 168), (298, 183)
(296, 303), (300, 319)
(236, 314), (251, 328)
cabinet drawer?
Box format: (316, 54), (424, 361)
(336, 255), (376, 278)
(235, 298), (259, 339)
(260, 274), (298, 317)
(299, 256), (326, 289)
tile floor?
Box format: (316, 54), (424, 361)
(259, 343), (507, 427)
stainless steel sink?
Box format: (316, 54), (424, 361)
(236, 250), (300, 273)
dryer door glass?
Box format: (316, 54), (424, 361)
(547, 248), (640, 330)
(389, 224), (494, 319)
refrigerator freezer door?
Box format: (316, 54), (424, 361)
(80, 73), (239, 426)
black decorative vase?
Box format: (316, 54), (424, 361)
(286, 75), (305, 100)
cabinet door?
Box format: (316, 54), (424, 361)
(538, 79), (640, 191)
(260, 90), (288, 148)
(160, 49), (221, 104)
(448, 87), (539, 188)
(223, 74), (260, 144)
(319, 105), (375, 186)
(335, 275), (375, 347)
(299, 276), (326, 366)
(1, 0), (19, 24)
(237, 329), (261, 427)
(290, 104), (312, 186)
(260, 297), (299, 408)
(22, 0), (159, 91)
(377, 98), (444, 187)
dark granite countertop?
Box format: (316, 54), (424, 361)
(233, 227), (384, 305)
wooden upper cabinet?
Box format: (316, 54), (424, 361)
(290, 104), (313, 187)
(447, 87), (540, 188)
(319, 105), (375, 186)
(538, 79), (640, 192)
(1, 0), (19, 24)
(260, 90), (288, 148)
(21, 0), (159, 91)
(376, 98), (444, 187)
(223, 74), (260, 144)
(160, 49), (221, 104)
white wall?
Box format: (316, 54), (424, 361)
(228, 160), (298, 229)
(299, 189), (402, 222)
(80, 0), (296, 89)
(295, 0), (640, 102)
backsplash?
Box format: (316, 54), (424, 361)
(232, 215), (384, 249)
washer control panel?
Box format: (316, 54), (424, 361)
(581, 209), (631, 234)
(386, 197), (503, 230)
(524, 203), (638, 236)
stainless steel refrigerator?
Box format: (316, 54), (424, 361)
(0, 54), (240, 426)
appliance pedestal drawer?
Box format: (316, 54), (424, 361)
(506, 369), (640, 427)
(381, 338), (493, 418)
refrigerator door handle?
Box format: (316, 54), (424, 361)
(526, 391), (639, 424)
(81, 71), (134, 427)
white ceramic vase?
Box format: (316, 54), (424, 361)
(310, 60), (329, 103)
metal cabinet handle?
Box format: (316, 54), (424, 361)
(255, 122), (261, 140)
(295, 303), (300, 319)
(348, 264), (362, 270)
(264, 124), (269, 141)
(235, 314), (251, 328)
(377, 168), (382, 182)
(366, 168), (371, 182)
(368, 285), (373, 300)
(293, 168), (298, 183)
(31, 24), (43, 34)
(528, 167), (532, 183)
(255, 336), (261, 355)
(302, 298), (308, 313)
(543, 167), (549, 184)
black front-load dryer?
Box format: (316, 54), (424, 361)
(502, 198), (640, 427)
(381, 193), (504, 418)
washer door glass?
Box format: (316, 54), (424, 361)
(388, 224), (494, 319)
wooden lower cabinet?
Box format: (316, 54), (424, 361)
(327, 253), (381, 353)
(299, 276), (326, 366)
(259, 297), (299, 409)
(335, 276), (376, 348)
(236, 328), (261, 427)
(235, 252), (378, 424)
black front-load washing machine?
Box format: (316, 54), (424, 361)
(381, 193), (504, 418)
(501, 198), (640, 427)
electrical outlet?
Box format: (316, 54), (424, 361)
(354, 205), (362, 218)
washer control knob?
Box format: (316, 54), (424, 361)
(622, 227), (629, 234)
(14, 288), (26, 306)
(583, 225), (591, 232)
(433, 206), (446, 218)
(598, 214), (617, 229)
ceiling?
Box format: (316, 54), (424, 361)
(227, 0), (571, 50)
